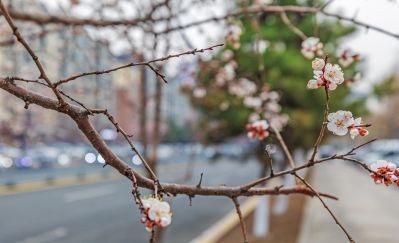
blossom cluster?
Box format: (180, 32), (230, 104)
(338, 49), (360, 67)
(346, 72), (361, 87)
(229, 78), (257, 97)
(369, 160), (399, 186)
(140, 196), (172, 232)
(246, 120), (269, 140)
(301, 37), (324, 59)
(216, 60), (237, 86)
(196, 47), (289, 136)
(307, 58), (344, 91)
(226, 24), (242, 49)
(326, 110), (369, 139)
(244, 89), (288, 133)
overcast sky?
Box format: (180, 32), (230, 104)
(328, 0), (399, 92)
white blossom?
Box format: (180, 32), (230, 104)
(349, 128), (359, 139)
(254, 39), (269, 53)
(254, 0), (273, 5)
(307, 70), (323, 89)
(350, 118), (361, 139)
(349, 117), (369, 139)
(269, 114), (289, 131)
(223, 62), (236, 80)
(347, 72), (362, 87)
(240, 78), (257, 95)
(328, 82), (338, 91)
(265, 144), (276, 154)
(228, 78), (257, 97)
(301, 37), (323, 59)
(327, 110), (354, 136)
(143, 197), (158, 210)
(265, 102), (281, 113)
(268, 91), (280, 101)
(312, 58), (325, 71)
(246, 120), (269, 140)
(244, 96), (262, 109)
(221, 49), (234, 61)
(369, 160), (399, 186)
(339, 49), (359, 67)
(370, 160), (396, 173)
(254, 120), (269, 129)
(148, 201), (171, 227)
(307, 79), (320, 89)
(193, 88), (206, 98)
(226, 24), (242, 49)
(141, 197), (172, 230)
(259, 91), (269, 101)
(215, 61), (237, 86)
(248, 113), (260, 122)
(324, 63), (344, 85)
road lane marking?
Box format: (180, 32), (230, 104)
(16, 227), (67, 243)
(64, 185), (116, 202)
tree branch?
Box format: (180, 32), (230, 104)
(54, 44), (223, 86)
(232, 197), (248, 243)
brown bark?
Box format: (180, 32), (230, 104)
(148, 65), (163, 175)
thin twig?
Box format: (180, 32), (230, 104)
(0, 0), (66, 104)
(266, 103), (354, 243)
(280, 11), (307, 40)
(232, 197), (248, 243)
(58, 89), (93, 115)
(196, 172), (204, 188)
(310, 64), (330, 162)
(154, 5), (399, 40)
(270, 124), (296, 168)
(343, 138), (377, 156)
(90, 108), (164, 192)
(55, 44), (224, 86)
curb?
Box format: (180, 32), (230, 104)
(189, 197), (259, 243)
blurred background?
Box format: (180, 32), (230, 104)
(0, 0), (399, 243)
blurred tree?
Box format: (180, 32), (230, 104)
(184, 0), (367, 150)
(373, 76), (399, 98)
(370, 75), (399, 137)
(164, 118), (193, 143)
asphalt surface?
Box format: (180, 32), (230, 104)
(0, 154), (194, 185)
(0, 166), (111, 185)
(0, 159), (260, 243)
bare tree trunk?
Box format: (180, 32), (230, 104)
(149, 65), (163, 175)
(149, 64), (164, 242)
(138, 54), (148, 160)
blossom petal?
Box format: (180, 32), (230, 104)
(160, 216), (172, 227)
(157, 201), (171, 213)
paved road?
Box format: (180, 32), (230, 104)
(0, 154), (196, 184)
(0, 159), (260, 243)
(0, 166), (111, 184)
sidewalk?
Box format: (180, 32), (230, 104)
(298, 161), (399, 243)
